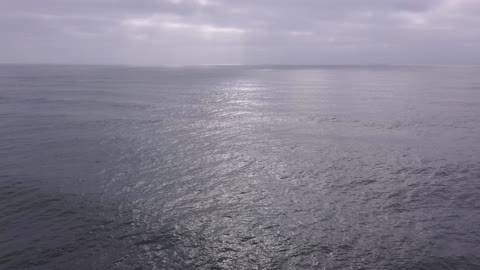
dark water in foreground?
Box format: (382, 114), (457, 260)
(1, 65), (480, 269)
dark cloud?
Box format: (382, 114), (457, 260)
(1, 0), (479, 65)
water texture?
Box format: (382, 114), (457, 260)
(0, 65), (479, 269)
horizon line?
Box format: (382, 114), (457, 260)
(1, 63), (479, 68)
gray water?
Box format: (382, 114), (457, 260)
(1, 65), (479, 270)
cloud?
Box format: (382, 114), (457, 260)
(0, 0), (479, 65)
(123, 14), (247, 34)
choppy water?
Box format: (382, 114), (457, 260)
(1, 65), (480, 269)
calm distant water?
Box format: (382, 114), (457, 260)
(1, 65), (480, 269)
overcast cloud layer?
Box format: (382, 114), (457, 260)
(1, 0), (480, 65)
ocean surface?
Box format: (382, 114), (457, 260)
(0, 64), (479, 270)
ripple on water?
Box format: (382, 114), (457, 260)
(1, 65), (480, 269)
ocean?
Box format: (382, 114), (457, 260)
(0, 65), (479, 269)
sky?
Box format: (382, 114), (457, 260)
(1, 0), (480, 66)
